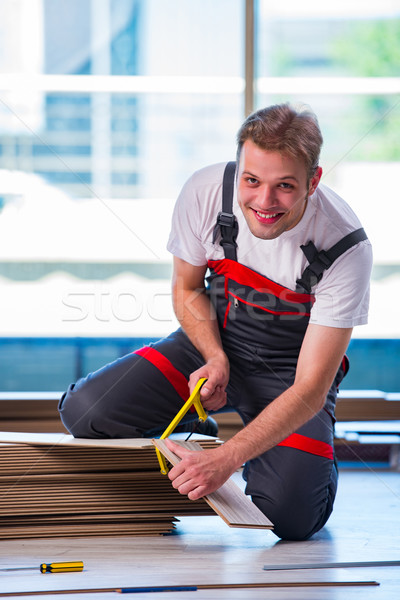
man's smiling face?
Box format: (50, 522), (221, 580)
(237, 140), (322, 240)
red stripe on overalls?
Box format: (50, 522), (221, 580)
(277, 433), (334, 460)
(134, 347), (189, 402)
(208, 258), (315, 305)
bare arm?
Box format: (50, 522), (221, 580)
(172, 255), (229, 410)
(167, 323), (352, 499)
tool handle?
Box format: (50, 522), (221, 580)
(156, 377), (208, 474)
(40, 561), (84, 573)
(160, 378), (208, 441)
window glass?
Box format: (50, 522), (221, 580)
(255, 1), (400, 350)
(0, 0), (243, 391)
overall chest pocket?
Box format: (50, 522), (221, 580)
(224, 278), (312, 326)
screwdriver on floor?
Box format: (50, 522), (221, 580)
(0, 561), (84, 573)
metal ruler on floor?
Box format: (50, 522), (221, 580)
(263, 559), (400, 571)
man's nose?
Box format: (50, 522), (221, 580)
(258, 185), (276, 208)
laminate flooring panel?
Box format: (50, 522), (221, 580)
(0, 432), (220, 448)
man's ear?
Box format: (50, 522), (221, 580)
(308, 166), (322, 196)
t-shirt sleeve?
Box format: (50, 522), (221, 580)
(309, 239), (373, 328)
(166, 175), (209, 266)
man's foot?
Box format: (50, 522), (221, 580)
(146, 416), (219, 438)
(172, 416), (219, 438)
(191, 416), (219, 437)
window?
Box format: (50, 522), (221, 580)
(254, 2), (400, 391)
(0, 0), (399, 392)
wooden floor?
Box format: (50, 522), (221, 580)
(0, 464), (399, 599)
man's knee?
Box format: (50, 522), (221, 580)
(250, 459), (338, 541)
(252, 493), (333, 541)
(58, 380), (106, 437)
(58, 365), (165, 439)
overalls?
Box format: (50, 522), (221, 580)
(59, 162), (368, 541)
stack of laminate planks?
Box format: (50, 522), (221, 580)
(0, 433), (217, 540)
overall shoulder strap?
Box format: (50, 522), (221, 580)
(212, 161), (238, 261)
(296, 227), (369, 293)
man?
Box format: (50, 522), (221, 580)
(59, 103), (372, 541)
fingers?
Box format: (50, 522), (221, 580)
(165, 441), (207, 498)
(188, 356), (230, 411)
(171, 474), (206, 500)
(197, 374), (226, 399)
(164, 440), (202, 485)
(190, 353), (229, 388)
(188, 486), (207, 501)
(164, 438), (189, 461)
(164, 442), (233, 500)
(200, 379), (216, 397)
(201, 387), (227, 411)
(199, 377), (227, 411)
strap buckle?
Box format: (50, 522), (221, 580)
(316, 250), (333, 269)
(217, 211), (237, 228)
(212, 212), (238, 245)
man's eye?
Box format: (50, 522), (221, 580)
(279, 182), (293, 189)
(246, 177), (258, 184)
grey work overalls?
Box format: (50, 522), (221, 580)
(59, 162), (367, 540)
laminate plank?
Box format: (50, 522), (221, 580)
(0, 432), (154, 448)
(152, 439), (273, 529)
(0, 432), (218, 448)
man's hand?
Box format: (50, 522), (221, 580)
(189, 353), (230, 412)
(165, 439), (235, 500)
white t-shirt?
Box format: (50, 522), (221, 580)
(167, 162), (373, 328)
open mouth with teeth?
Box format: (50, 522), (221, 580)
(253, 209), (284, 224)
